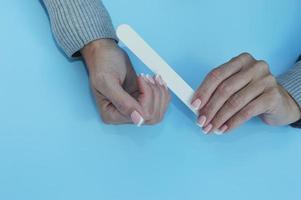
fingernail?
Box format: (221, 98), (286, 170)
(146, 74), (155, 84)
(215, 125), (228, 135)
(197, 115), (206, 127)
(192, 99), (202, 110)
(140, 73), (145, 79)
(155, 74), (164, 86)
(202, 124), (213, 134)
(158, 75), (165, 86)
(214, 130), (223, 135)
(131, 110), (144, 127)
(140, 73), (148, 82)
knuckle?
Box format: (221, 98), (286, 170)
(265, 75), (277, 86)
(240, 52), (253, 60)
(240, 107), (253, 121)
(217, 82), (232, 96)
(254, 60), (269, 73)
(238, 52), (254, 64)
(257, 60), (268, 66)
(208, 68), (222, 82)
(227, 94), (242, 109)
(118, 102), (131, 113)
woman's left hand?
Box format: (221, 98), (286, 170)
(191, 53), (301, 134)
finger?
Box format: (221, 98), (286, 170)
(191, 53), (254, 110)
(154, 74), (169, 122)
(98, 79), (145, 126)
(138, 73), (163, 124)
(199, 65), (258, 129)
(137, 74), (154, 111)
(145, 75), (162, 124)
(154, 74), (169, 103)
(92, 87), (130, 124)
(224, 90), (274, 133)
(210, 75), (276, 132)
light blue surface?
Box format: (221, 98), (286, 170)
(0, 0), (301, 199)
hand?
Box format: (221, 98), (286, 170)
(191, 53), (301, 134)
(81, 39), (170, 125)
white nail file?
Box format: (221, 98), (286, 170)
(116, 24), (198, 115)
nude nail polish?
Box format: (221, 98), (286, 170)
(131, 110), (144, 127)
(203, 124), (213, 134)
(215, 125), (228, 135)
(192, 99), (202, 110)
(155, 74), (164, 86)
(158, 75), (164, 86)
(214, 130), (223, 135)
(146, 74), (155, 84)
(197, 115), (206, 127)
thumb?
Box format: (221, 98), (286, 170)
(102, 81), (145, 126)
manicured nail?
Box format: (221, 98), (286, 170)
(155, 74), (164, 86)
(216, 125), (228, 135)
(158, 75), (165, 86)
(202, 124), (213, 134)
(146, 74), (155, 84)
(214, 125), (228, 135)
(214, 130), (223, 135)
(140, 73), (147, 82)
(197, 115), (206, 127)
(192, 99), (202, 110)
(131, 110), (144, 127)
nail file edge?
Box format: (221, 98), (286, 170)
(116, 24), (198, 115)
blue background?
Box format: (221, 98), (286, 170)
(0, 0), (301, 199)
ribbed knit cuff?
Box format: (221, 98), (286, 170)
(277, 61), (301, 127)
(43, 0), (118, 58)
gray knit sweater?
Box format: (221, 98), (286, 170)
(43, 0), (301, 127)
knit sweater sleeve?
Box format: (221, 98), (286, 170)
(42, 0), (117, 58)
(277, 61), (301, 128)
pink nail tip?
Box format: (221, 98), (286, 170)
(196, 123), (203, 128)
(155, 74), (164, 86)
(197, 115), (206, 127)
(146, 74), (155, 84)
(214, 125), (228, 135)
(131, 110), (144, 127)
(203, 124), (213, 134)
(192, 99), (202, 110)
(214, 130), (223, 135)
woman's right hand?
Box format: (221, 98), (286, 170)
(191, 53), (301, 134)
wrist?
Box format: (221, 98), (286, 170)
(81, 39), (118, 72)
(279, 85), (301, 122)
